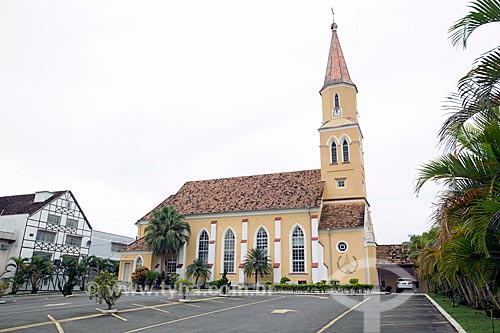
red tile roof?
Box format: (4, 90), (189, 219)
(322, 25), (355, 90)
(0, 191), (67, 216)
(319, 202), (365, 229)
(121, 237), (148, 252)
(140, 169), (324, 221)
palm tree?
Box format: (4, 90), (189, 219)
(58, 256), (79, 296)
(144, 206), (191, 274)
(95, 257), (114, 274)
(415, 108), (500, 308)
(242, 248), (272, 288)
(27, 256), (53, 293)
(416, 109), (500, 257)
(441, 0), (500, 146)
(78, 255), (97, 291)
(186, 258), (211, 286)
(5, 256), (29, 294)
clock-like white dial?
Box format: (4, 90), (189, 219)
(332, 108), (342, 118)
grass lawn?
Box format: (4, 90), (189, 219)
(429, 293), (497, 333)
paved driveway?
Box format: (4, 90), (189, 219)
(0, 292), (456, 332)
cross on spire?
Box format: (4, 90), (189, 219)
(331, 7), (338, 31)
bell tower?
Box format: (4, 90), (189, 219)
(319, 16), (367, 202)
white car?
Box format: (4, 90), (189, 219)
(396, 278), (414, 293)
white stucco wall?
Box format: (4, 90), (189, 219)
(89, 230), (134, 261)
(0, 214), (28, 277)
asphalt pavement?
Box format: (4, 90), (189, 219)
(0, 292), (456, 332)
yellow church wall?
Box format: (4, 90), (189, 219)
(118, 252), (155, 282)
(179, 212), (314, 284)
(319, 125), (365, 200)
(319, 228), (372, 284)
(138, 223), (147, 238)
(320, 85), (358, 122)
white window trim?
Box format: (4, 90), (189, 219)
(342, 139), (350, 163)
(327, 136), (340, 164)
(335, 178), (346, 189)
(221, 227), (237, 274)
(134, 255), (144, 270)
(196, 228), (210, 262)
(289, 224), (307, 274)
(253, 225), (270, 253)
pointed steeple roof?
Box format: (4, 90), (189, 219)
(322, 16), (355, 91)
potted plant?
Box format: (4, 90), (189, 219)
(88, 270), (123, 313)
(174, 278), (193, 302)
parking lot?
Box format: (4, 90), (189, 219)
(0, 292), (456, 332)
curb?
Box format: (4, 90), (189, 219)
(425, 294), (467, 333)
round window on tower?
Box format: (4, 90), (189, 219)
(336, 240), (348, 253)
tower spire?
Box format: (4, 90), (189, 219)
(322, 10), (354, 90)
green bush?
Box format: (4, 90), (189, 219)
(280, 276), (291, 284)
(145, 271), (162, 289)
(88, 271), (122, 310)
(270, 282), (374, 294)
(218, 269), (231, 295)
(0, 281), (10, 298)
(131, 266), (149, 288)
(174, 278), (193, 299)
(349, 278), (359, 284)
(208, 280), (219, 287)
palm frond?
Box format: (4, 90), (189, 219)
(449, 0), (500, 49)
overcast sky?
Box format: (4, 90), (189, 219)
(1, 1), (498, 243)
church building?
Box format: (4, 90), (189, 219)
(119, 18), (378, 286)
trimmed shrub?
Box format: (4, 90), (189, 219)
(280, 276), (291, 284)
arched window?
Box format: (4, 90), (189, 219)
(291, 226), (305, 273)
(166, 253), (177, 273)
(255, 227), (268, 251)
(134, 256), (143, 270)
(223, 229), (235, 272)
(330, 142), (338, 164)
(198, 230), (209, 263)
(342, 139), (350, 162)
(334, 93), (340, 108)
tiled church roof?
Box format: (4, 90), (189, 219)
(140, 169), (324, 221)
(0, 191), (66, 216)
(318, 202), (365, 229)
(121, 237), (148, 251)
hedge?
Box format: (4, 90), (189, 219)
(270, 283), (374, 293)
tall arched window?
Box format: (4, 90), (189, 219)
(223, 229), (235, 272)
(134, 256), (143, 270)
(330, 142), (338, 164)
(334, 93), (340, 108)
(256, 227), (268, 251)
(198, 230), (209, 263)
(291, 226), (305, 273)
(342, 139), (350, 162)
